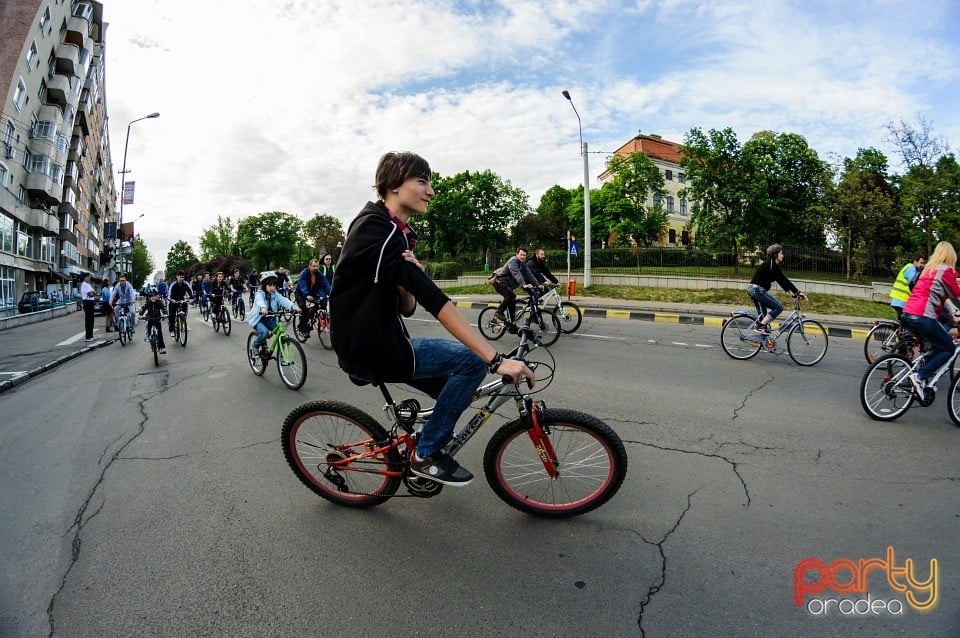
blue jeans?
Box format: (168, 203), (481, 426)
(254, 316), (277, 349)
(900, 314), (954, 381)
(407, 338), (488, 459)
(747, 284), (783, 322)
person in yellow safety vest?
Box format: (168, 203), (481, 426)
(890, 252), (925, 320)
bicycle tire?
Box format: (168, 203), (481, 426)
(864, 322), (897, 364)
(222, 309), (232, 335)
(294, 316), (310, 343)
(277, 337), (307, 390)
(946, 373), (960, 428)
(118, 317), (128, 346)
(557, 301), (583, 334)
(246, 333), (267, 375)
(318, 313), (333, 350)
(720, 315), (762, 360)
(478, 307), (507, 340)
(483, 408), (627, 517)
(151, 332), (159, 366)
(213, 311), (221, 332)
(177, 317), (187, 346)
(238, 298), (245, 318)
(281, 400), (401, 507)
(529, 308), (562, 347)
(787, 319), (828, 366)
(201, 303), (210, 322)
(860, 354), (913, 421)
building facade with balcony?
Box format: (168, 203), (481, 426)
(0, 0), (115, 308)
(601, 133), (696, 248)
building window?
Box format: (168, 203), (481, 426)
(668, 228), (676, 244)
(653, 193), (661, 208)
(666, 196), (675, 213)
(40, 7), (51, 30)
(13, 78), (27, 110)
(32, 120), (57, 140)
(665, 169), (673, 181)
(56, 134), (69, 153)
(72, 2), (93, 20)
(0, 266), (15, 308)
(681, 230), (690, 246)
(4, 121), (13, 146)
(0, 215), (13, 253)
(680, 198), (687, 216)
(0, 164), (7, 188)
(27, 41), (39, 68)
(678, 172), (685, 183)
(29, 153), (51, 174)
(16, 223), (30, 258)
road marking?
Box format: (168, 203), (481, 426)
(0, 371), (27, 376)
(57, 331), (96, 346)
(672, 341), (688, 346)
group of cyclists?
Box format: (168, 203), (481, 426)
(123, 254), (338, 358)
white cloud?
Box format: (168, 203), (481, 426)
(101, 0), (960, 272)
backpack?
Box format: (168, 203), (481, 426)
(487, 267), (504, 285)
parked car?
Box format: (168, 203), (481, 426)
(17, 291), (53, 314)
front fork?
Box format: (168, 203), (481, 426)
(522, 398), (559, 478)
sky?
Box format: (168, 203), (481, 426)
(100, 0), (960, 274)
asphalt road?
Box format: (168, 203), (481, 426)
(0, 309), (957, 637)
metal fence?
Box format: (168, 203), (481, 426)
(425, 245), (903, 284)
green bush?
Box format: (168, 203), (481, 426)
(426, 261), (463, 280)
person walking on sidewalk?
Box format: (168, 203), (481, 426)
(79, 273), (97, 341)
(100, 278), (115, 333)
(747, 244), (806, 336)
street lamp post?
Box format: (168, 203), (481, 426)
(118, 112), (159, 276)
(561, 91), (591, 288)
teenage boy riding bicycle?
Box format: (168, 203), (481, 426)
(331, 151), (533, 486)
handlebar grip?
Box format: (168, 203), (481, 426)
(502, 374), (534, 389)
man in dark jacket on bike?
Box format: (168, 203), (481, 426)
(295, 258), (332, 338)
(331, 151), (532, 486)
(493, 247), (540, 325)
(526, 248), (559, 286)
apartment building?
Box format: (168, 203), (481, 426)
(0, 0), (115, 307)
(602, 132), (695, 247)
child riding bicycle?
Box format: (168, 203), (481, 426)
(139, 288), (167, 354)
(246, 271), (300, 358)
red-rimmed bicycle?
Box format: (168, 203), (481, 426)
(281, 327), (627, 517)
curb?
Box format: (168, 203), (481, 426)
(454, 301), (871, 340)
(0, 338), (114, 395)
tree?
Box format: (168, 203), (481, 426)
(599, 151), (668, 248)
(421, 169), (532, 257)
(828, 148), (900, 280)
(511, 213), (563, 249)
(129, 234), (155, 289)
(236, 211), (303, 270)
(199, 215), (237, 261)
(303, 213), (345, 258)
(165, 240), (198, 279)
(680, 127), (751, 271)
(537, 184), (575, 233)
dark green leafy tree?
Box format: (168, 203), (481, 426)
(199, 216), (237, 261)
(129, 235), (155, 289)
(420, 169), (531, 257)
(303, 213), (345, 258)
(511, 213), (563, 249)
(164, 240), (198, 279)
(236, 211), (302, 270)
(680, 127), (751, 271)
(537, 184), (575, 233)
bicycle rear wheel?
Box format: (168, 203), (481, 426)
(238, 298), (245, 317)
(864, 322), (897, 363)
(720, 315), (762, 360)
(246, 333), (266, 375)
(478, 307), (507, 340)
(281, 400), (401, 507)
(484, 408), (628, 517)
(294, 316), (310, 343)
(318, 312), (333, 350)
(557, 301), (583, 334)
(860, 354), (913, 421)
(277, 337), (307, 390)
(787, 319), (828, 366)
(222, 309), (232, 335)
(528, 308), (561, 347)
(946, 373), (960, 428)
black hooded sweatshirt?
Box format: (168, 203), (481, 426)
(330, 201), (449, 382)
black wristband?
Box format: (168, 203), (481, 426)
(488, 353), (504, 374)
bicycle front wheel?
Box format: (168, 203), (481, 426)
(246, 333), (266, 375)
(946, 373), (960, 428)
(787, 319), (828, 366)
(864, 322), (897, 363)
(860, 354), (913, 421)
(151, 333), (159, 366)
(484, 408), (628, 517)
(118, 318), (128, 346)
(176, 317), (187, 346)
(529, 308), (561, 347)
(318, 313), (333, 350)
(238, 298), (245, 317)
(222, 310), (232, 335)
(281, 400), (401, 507)
(201, 303), (210, 322)
(277, 337), (307, 390)
(557, 301), (583, 334)
(720, 315), (761, 360)
(478, 307), (507, 340)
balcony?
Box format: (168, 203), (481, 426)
(65, 16), (91, 48)
(59, 226), (78, 245)
(75, 102), (90, 136)
(68, 137), (85, 162)
(21, 206), (60, 235)
(55, 42), (81, 77)
(26, 173), (61, 208)
(45, 74), (71, 109)
(59, 195), (78, 220)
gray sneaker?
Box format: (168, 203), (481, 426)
(409, 452), (474, 486)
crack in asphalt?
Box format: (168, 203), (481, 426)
(45, 368), (194, 637)
(637, 490), (698, 638)
(732, 373), (775, 420)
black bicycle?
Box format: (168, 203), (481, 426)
(211, 296), (231, 336)
(171, 300), (189, 347)
(478, 289), (562, 347)
(232, 290), (246, 318)
(294, 299), (333, 350)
